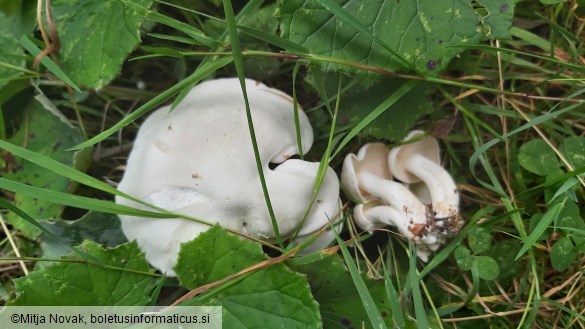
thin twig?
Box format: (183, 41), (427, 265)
(0, 213), (29, 275)
(170, 247), (300, 306)
(34, 0), (60, 68)
(442, 308), (531, 322)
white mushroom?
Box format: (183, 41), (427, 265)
(116, 78), (341, 276)
(388, 130), (461, 234)
(341, 143), (428, 240)
(341, 140), (461, 261)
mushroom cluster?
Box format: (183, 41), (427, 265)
(341, 131), (462, 260)
(116, 78), (341, 276)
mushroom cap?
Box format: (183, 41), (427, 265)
(116, 78), (340, 275)
(341, 143), (391, 202)
(353, 203), (379, 232)
(388, 130), (440, 183)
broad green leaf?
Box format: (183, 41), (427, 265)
(550, 236), (577, 271)
(0, 0), (36, 37)
(9, 241), (154, 306)
(539, 0), (565, 4)
(484, 239), (522, 283)
(40, 211), (127, 262)
(561, 136), (585, 171)
(289, 254), (394, 329)
(473, 256), (499, 281)
(3, 100), (83, 238)
(476, 0), (515, 39)
(278, 0), (516, 80)
(50, 0), (154, 89)
(518, 139), (560, 176)
(175, 226), (320, 329)
(543, 168), (574, 204)
(557, 201), (583, 231)
(0, 13), (25, 90)
(337, 78), (432, 141)
(468, 227), (492, 254)
(0, 0), (35, 89)
(454, 245), (473, 271)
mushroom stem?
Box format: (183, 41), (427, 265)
(353, 204), (437, 261)
(403, 153), (459, 220)
(366, 205), (414, 238)
(357, 172), (428, 227)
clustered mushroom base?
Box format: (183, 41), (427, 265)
(341, 131), (463, 261)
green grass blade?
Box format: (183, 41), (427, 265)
(439, 87), (502, 138)
(556, 226), (585, 236)
(292, 63), (304, 160)
(510, 27), (552, 52)
(0, 139), (136, 203)
(380, 253), (405, 328)
(0, 198), (61, 241)
(517, 165), (585, 200)
(408, 243), (428, 328)
(0, 178), (173, 218)
(147, 33), (200, 45)
(290, 75), (343, 245)
(0, 198), (104, 264)
(314, 75), (342, 195)
(310, 68), (333, 116)
(0, 106), (5, 140)
(515, 200), (564, 260)
(145, 11), (219, 47)
(544, 297), (585, 322)
(121, 0), (219, 47)
(549, 177), (579, 204)
(19, 36), (81, 92)
(141, 46), (185, 58)
(148, 277), (167, 306)
(332, 79), (420, 159)
(237, 25), (308, 53)
(453, 44), (585, 73)
(68, 56), (233, 151)
(463, 116), (507, 196)
(223, 0), (282, 248)
(333, 235), (388, 329)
